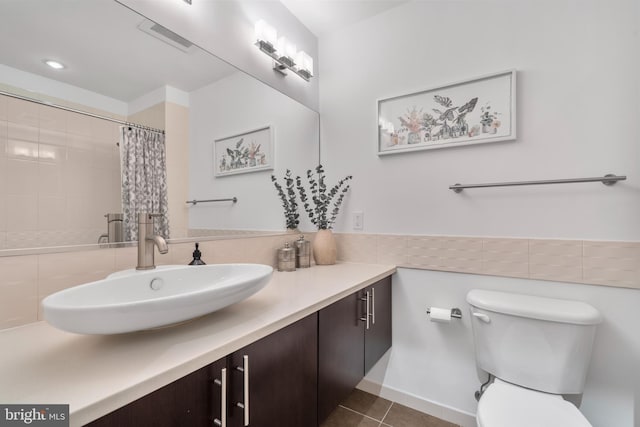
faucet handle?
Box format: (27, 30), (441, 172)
(138, 212), (163, 223)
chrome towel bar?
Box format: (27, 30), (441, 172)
(186, 197), (238, 205)
(450, 174), (626, 193)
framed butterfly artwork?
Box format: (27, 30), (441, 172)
(377, 70), (516, 155)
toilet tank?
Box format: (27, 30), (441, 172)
(467, 289), (601, 394)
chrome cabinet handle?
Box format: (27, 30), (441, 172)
(371, 287), (375, 325)
(236, 355), (249, 426)
(213, 368), (227, 427)
(360, 291), (370, 329)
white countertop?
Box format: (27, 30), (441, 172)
(0, 262), (395, 426)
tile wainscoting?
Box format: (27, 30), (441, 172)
(2, 232), (638, 330)
(335, 234), (640, 290)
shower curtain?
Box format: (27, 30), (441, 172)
(119, 126), (170, 242)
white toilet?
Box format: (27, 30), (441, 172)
(466, 289), (602, 427)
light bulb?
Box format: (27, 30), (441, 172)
(277, 37), (296, 60)
(255, 20), (277, 48)
(296, 51), (313, 76)
(44, 60), (65, 70)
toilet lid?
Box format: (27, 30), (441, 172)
(477, 379), (592, 427)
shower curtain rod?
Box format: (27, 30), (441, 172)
(0, 89), (165, 135)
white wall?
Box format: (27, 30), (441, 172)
(0, 64), (127, 116)
(320, 1), (640, 426)
(363, 269), (640, 427)
(117, 0), (319, 111)
(189, 71), (319, 231)
(320, 0), (639, 241)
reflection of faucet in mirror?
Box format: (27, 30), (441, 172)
(136, 213), (169, 270)
(98, 213), (125, 246)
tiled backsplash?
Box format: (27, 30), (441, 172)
(1, 232), (638, 331)
(336, 233), (640, 290)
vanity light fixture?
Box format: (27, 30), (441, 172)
(254, 19), (314, 81)
(44, 59), (65, 70)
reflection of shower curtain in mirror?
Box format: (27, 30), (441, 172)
(119, 127), (170, 241)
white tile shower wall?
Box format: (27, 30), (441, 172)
(0, 233), (306, 330)
(0, 95), (122, 249)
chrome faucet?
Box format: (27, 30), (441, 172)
(136, 213), (169, 270)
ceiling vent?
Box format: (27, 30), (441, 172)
(137, 19), (196, 53)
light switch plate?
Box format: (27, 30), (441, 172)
(353, 211), (364, 230)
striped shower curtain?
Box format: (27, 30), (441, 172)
(119, 127), (170, 242)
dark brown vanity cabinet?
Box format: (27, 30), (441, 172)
(85, 275), (392, 427)
(317, 276), (392, 423)
(86, 313), (318, 427)
(86, 358), (223, 427)
(226, 313), (318, 427)
(364, 276), (392, 373)
(317, 287), (365, 423)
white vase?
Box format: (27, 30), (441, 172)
(313, 229), (337, 265)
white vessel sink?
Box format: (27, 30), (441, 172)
(42, 264), (273, 335)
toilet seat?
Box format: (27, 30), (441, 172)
(477, 379), (592, 427)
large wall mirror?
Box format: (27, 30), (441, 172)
(0, 0), (320, 255)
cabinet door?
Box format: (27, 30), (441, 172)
(85, 359), (225, 427)
(228, 313), (318, 427)
(317, 290), (366, 424)
(210, 357), (230, 427)
(364, 276), (392, 374)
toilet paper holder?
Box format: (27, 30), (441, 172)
(426, 307), (463, 319)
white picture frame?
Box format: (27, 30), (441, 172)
(213, 125), (274, 177)
(377, 70), (516, 155)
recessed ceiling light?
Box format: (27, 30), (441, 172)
(44, 60), (65, 70)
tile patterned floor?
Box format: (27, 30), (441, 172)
(321, 389), (459, 427)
